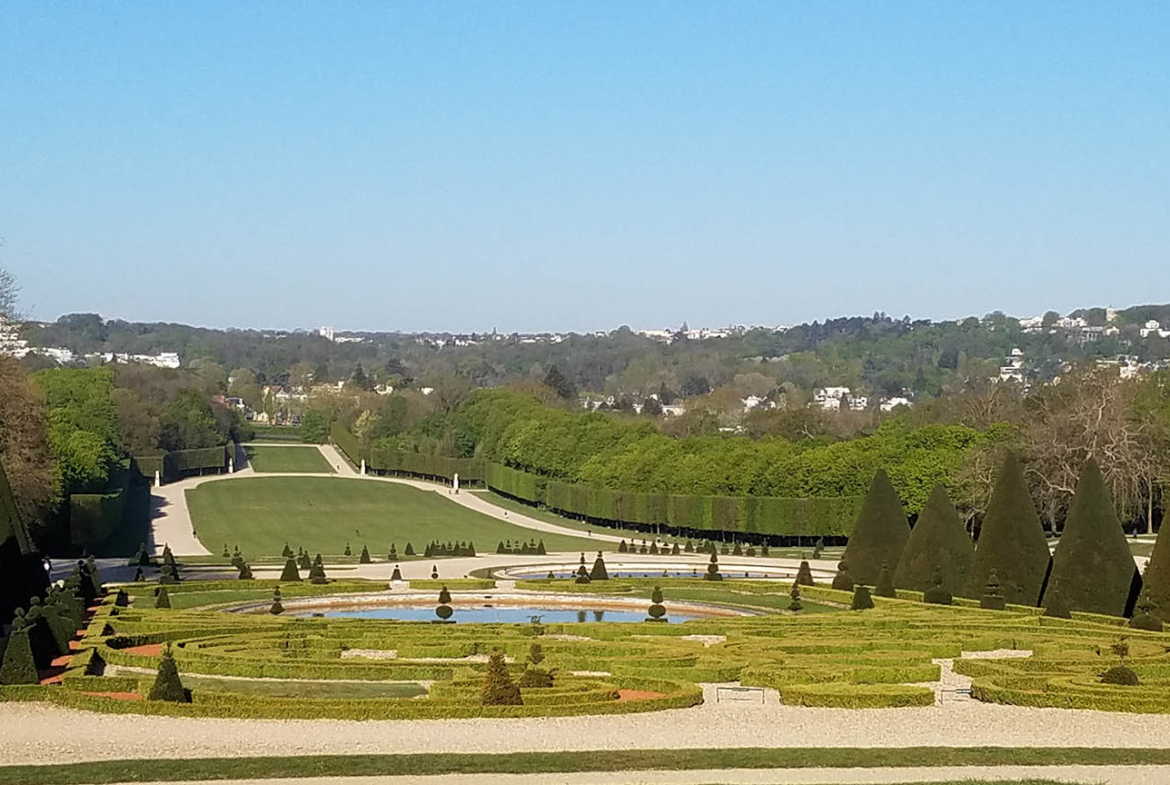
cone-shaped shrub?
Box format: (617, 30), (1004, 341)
(812, 539), (823, 559)
(981, 569), (1006, 611)
(359, 545), (371, 564)
(269, 587), (284, 615)
(851, 585), (874, 610)
(831, 560), (854, 592)
(344, 543), (352, 556)
(671, 542), (681, 555)
(589, 552), (609, 581)
(1043, 459), (1140, 617)
(1136, 512), (1170, 623)
(874, 561), (897, 598)
(133, 567), (144, 582)
(732, 541), (743, 556)
(843, 469), (910, 585)
(155, 586), (171, 609)
(390, 565), (403, 581)
(895, 485), (973, 595)
(965, 453), (1051, 605)
(788, 583), (802, 612)
(403, 541), (414, 556)
(703, 553), (723, 582)
(309, 561), (328, 585)
(237, 562), (253, 580)
(148, 645), (189, 702)
(618, 540), (628, 553)
(684, 539), (694, 553)
(298, 552), (311, 570)
(795, 560), (814, 586)
(279, 558), (301, 582)
(136, 542), (150, 567)
(481, 648), (522, 706)
(0, 623), (38, 685)
(647, 586), (667, 621)
(923, 571), (953, 605)
(574, 566), (591, 584)
(158, 563), (179, 585)
(282, 542), (293, 558)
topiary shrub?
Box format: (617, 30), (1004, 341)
(795, 560), (815, 586)
(405, 541), (415, 556)
(1129, 599), (1163, 631)
(589, 552), (609, 581)
(1101, 665), (1140, 686)
(308, 559), (329, 585)
(237, 562), (253, 580)
(965, 454), (1051, 605)
(517, 642), (554, 688)
(481, 648), (522, 706)
(269, 587), (284, 615)
(1043, 592), (1071, 619)
(135, 542), (150, 567)
(574, 565), (591, 584)
(618, 540), (628, 553)
(359, 545), (371, 564)
(874, 561), (896, 598)
(851, 585), (874, 611)
(0, 618), (39, 685)
(812, 538), (823, 560)
(1043, 459), (1139, 617)
(298, 552), (312, 570)
(703, 553), (723, 582)
(923, 571), (953, 605)
(282, 542), (293, 558)
(831, 560), (854, 592)
(155, 587), (171, 609)
(843, 469), (910, 585)
(344, 543), (352, 557)
(684, 539), (694, 553)
(647, 586), (667, 622)
(279, 558), (301, 582)
(788, 584), (803, 612)
(435, 586), (453, 622)
(431, 565), (439, 580)
(732, 541), (743, 556)
(390, 565), (403, 582)
(133, 567), (144, 582)
(979, 569), (1006, 610)
(894, 484), (973, 595)
(147, 645), (190, 702)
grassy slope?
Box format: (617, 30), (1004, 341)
(186, 476), (609, 559)
(2, 748), (1166, 784)
(244, 446), (333, 473)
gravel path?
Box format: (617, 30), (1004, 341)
(7, 697), (1170, 766)
(87, 768), (1170, 784)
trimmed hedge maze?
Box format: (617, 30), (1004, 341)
(6, 578), (1170, 718)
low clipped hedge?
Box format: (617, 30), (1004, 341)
(778, 683), (934, 708)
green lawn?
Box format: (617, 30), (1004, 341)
(2, 748), (1165, 785)
(179, 674), (426, 699)
(248, 424), (307, 443)
(187, 476), (609, 559)
(244, 445), (333, 473)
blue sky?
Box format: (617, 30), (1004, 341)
(2, 2), (1167, 332)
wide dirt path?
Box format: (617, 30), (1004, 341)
(6, 698), (1170, 766)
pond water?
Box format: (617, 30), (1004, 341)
(513, 570), (784, 580)
(299, 604), (697, 624)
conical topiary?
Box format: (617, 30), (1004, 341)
(671, 542), (681, 556)
(147, 645), (189, 702)
(812, 538), (823, 559)
(795, 560), (815, 586)
(404, 542), (415, 556)
(237, 562), (253, 580)
(134, 567), (144, 582)
(279, 558), (301, 582)
(851, 584), (874, 610)
(980, 569), (1006, 611)
(298, 552), (312, 570)
(964, 453), (1051, 605)
(0, 620), (38, 685)
(831, 560), (854, 592)
(390, 565), (403, 581)
(842, 469), (910, 585)
(269, 587), (284, 615)
(308, 559), (328, 585)
(788, 583), (803, 612)
(703, 552), (723, 582)
(618, 540), (628, 553)
(282, 542), (293, 558)
(647, 586), (667, 621)
(136, 542), (150, 567)
(894, 484), (974, 596)
(481, 648), (522, 705)
(874, 561), (897, 598)
(155, 586), (171, 609)
(359, 545), (371, 564)
(1043, 459), (1140, 617)
(923, 570), (953, 605)
(589, 552), (609, 581)
(1135, 511), (1170, 623)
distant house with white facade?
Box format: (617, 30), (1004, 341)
(813, 387), (851, 410)
(1140, 320), (1170, 339)
(103, 351), (181, 369)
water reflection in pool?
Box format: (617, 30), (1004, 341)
(301, 605), (696, 624)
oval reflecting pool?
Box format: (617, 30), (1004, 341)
(300, 605), (697, 624)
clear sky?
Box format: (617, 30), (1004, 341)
(2, 2), (1167, 333)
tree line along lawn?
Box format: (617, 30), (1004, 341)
(244, 445), (334, 473)
(186, 476), (611, 559)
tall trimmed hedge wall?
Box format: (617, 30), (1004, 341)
(133, 444), (232, 483)
(69, 460), (135, 546)
(331, 424), (862, 537)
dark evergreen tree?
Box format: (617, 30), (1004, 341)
(404, 542), (415, 556)
(1043, 459), (1140, 617)
(155, 586), (171, 609)
(842, 469), (910, 584)
(964, 453), (1051, 605)
(237, 562), (253, 580)
(344, 543), (352, 557)
(282, 542), (293, 558)
(831, 560), (854, 592)
(390, 565), (403, 581)
(894, 485), (973, 595)
(589, 552), (609, 581)
(1136, 512), (1170, 623)
(874, 561), (897, 598)
(542, 365), (577, 400)
(298, 552), (312, 570)
(359, 545), (371, 564)
(851, 585), (874, 610)
(279, 558), (301, 582)
(481, 648), (522, 705)
(618, 540), (628, 553)
(147, 645), (189, 702)
(684, 539), (694, 553)
(269, 587), (284, 615)
(431, 565), (439, 579)
(795, 560), (815, 586)
(980, 569), (1006, 611)
(788, 583), (803, 612)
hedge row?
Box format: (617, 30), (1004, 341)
(133, 444), (232, 483)
(68, 459), (136, 547)
(331, 423), (485, 483)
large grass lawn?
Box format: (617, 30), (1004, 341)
(244, 445), (333, 473)
(187, 476), (609, 558)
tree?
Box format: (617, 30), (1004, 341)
(1136, 511), (1170, 622)
(795, 560), (815, 586)
(542, 365), (577, 401)
(680, 374), (711, 397)
(0, 265), (18, 318)
(481, 648), (522, 705)
(894, 485), (974, 595)
(843, 470), (910, 585)
(155, 586), (171, 609)
(589, 552), (609, 581)
(147, 645), (189, 702)
(831, 560), (854, 591)
(0, 356), (59, 543)
(1043, 459), (1140, 617)
(964, 453), (1051, 605)
(0, 615), (38, 685)
(279, 558), (301, 582)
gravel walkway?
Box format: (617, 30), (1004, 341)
(85, 768), (1170, 784)
(7, 697), (1170, 766)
